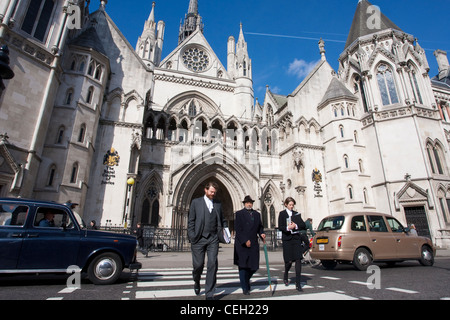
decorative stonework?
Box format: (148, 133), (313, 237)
(154, 74), (234, 92)
(182, 46), (210, 73)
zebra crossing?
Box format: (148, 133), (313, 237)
(126, 265), (357, 300)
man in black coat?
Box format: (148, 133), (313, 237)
(234, 195), (265, 295)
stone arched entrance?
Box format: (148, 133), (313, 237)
(172, 163), (254, 234)
(190, 176), (235, 231)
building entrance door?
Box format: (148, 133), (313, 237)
(404, 206), (431, 239)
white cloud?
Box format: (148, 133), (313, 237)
(287, 59), (320, 79)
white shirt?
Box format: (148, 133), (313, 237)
(286, 209), (299, 233)
(204, 195), (214, 213)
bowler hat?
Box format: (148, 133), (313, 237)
(242, 195), (255, 203)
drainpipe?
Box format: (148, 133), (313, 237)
(25, 4), (71, 171)
(0, 0), (19, 39)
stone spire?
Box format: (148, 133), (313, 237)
(136, 2), (165, 67)
(178, 0), (203, 45)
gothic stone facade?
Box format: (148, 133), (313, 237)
(1, 0), (450, 248)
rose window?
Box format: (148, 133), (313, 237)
(182, 47), (210, 72)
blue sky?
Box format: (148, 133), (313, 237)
(90, 0), (450, 100)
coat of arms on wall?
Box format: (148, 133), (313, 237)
(103, 148), (120, 166)
(312, 168), (323, 198)
(102, 148), (120, 185)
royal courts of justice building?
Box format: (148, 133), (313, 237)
(1, 0), (450, 248)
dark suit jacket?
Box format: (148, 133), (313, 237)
(278, 209), (306, 241)
(188, 197), (225, 244)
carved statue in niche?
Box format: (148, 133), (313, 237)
(131, 129), (142, 150)
(293, 147), (304, 172)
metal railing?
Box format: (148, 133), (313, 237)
(99, 226), (283, 252)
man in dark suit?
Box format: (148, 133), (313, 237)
(188, 181), (225, 300)
(234, 195), (265, 295)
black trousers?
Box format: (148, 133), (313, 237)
(284, 260), (302, 286)
(238, 267), (256, 292)
(191, 235), (219, 298)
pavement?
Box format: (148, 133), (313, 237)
(136, 244), (450, 270)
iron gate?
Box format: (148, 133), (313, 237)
(404, 206), (431, 239)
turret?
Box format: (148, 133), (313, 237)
(136, 2), (164, 68)
(229, 23), (253, 120)
(178, 0), (203, 45)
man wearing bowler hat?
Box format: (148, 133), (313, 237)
(233, 195), (265, 295)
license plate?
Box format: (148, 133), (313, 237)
(319, 244), (325, 251)
(317, 238), (329, 244)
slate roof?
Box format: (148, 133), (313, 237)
(345, 0), (403, 49)
(68, 26), (107, 56)
(319, 77), (357, 107)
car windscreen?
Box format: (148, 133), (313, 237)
(317, 216), (345, 231)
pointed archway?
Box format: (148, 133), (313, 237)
(172, 162), (256, 234)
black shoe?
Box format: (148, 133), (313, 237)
(296, 284), (303, 292)
(206, 296), (215, 300)
(284, 279), (289, 286)
(194, 281), (200, 295)
(243, 290), (250, 295)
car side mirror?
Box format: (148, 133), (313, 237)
(404, 227), (410, 233)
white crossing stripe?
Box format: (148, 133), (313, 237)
(385, 287), (419, 294)
(320, 276), (341, 280)
(251, 291), (358, 300)
(133, 266), (315, 300)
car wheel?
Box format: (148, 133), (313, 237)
(353, 248), (372, 271)
(88, 252), (123, 285)
(321, 260), (337, 270)
(419, 245), (434, 266)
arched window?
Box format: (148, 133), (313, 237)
(86, 86), (94, 104)
(376, 64), (399, 106)
(78, 124), (86, 143)
(344, 155), (349, 169)
(188, 101), (197, 117)
(70, 163), (78, 184)
(168, 118), (177, 142)
(358, 159), (364, 173)
(47, 164), (56, 186)
(348, 185), (354, 200)
(354, 75), (369, 113)
(79, 59), (86, 73)
(21, 0), (55, 42)
(88, 60), (95, 76)
(56, 126), (65, 144)
(156, 117), (166, 140)
(363, 188), (369, 204)
(408, 65), (423, 105)
(354, 130), (359, 143)
(65, 88), (74, 105)
(94, 64), (102, 80)
(339, 125), (344, 138)
(426, 142), (445, 175)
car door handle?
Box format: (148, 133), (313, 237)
(11, 233), (23, 238)
(396, 239), (401, 243)
(27, 234), (39, 238)
(372, 239), (377, 242)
